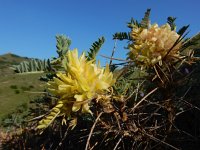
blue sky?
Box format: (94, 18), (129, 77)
(0, 0), (199, 65)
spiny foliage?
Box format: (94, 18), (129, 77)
(113, 32), (130, 40)
(86, 36), (105, 61)
(167, 16), (176, 31)
(12, 59), (52, 73)
(113, 17), (140, 40)
(140, 8), (151, 29)
(178, 25), (190, 36)
(56, 35), (71, 58)
(51, 35), (72, 70)
(127, 18), (140, 29)
(113, 9), (151, 41)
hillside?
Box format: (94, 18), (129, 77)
(0, 53), (30, 76)
(0, 53), (46, 120)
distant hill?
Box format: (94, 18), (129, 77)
(0, 53), (31, 76)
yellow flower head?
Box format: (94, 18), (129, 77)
(48, 49), (115, 114)
(129, 23), (182, 67)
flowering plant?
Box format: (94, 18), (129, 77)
(129, 23), (182, 66)
(37, 49), (115, 129)
(31, 9), (200, 150)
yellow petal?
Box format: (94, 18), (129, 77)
(82, 103), (92, 114)
(72, 103), (81, 112)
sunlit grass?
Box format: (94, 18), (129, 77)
(0, 73), (46, 120)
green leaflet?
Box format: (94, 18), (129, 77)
(167, 16), (177, 31)
(56, 35), (71, 58)
(113, 32), (130, 41)
(140, 8), (151, 29)
(86, 36), (105, 61)
(12, 59), (53, 73)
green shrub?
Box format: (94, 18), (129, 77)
(14, 90), (20, 94)
(29, 85), (34, 89)
(10, 85), (18, 89)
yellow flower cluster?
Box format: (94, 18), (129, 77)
(48, 49), (115, 114)
(129, 23), (182, 67)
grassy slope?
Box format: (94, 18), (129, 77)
(0, 73), (46, 118)
(0, 53), (46, 120)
